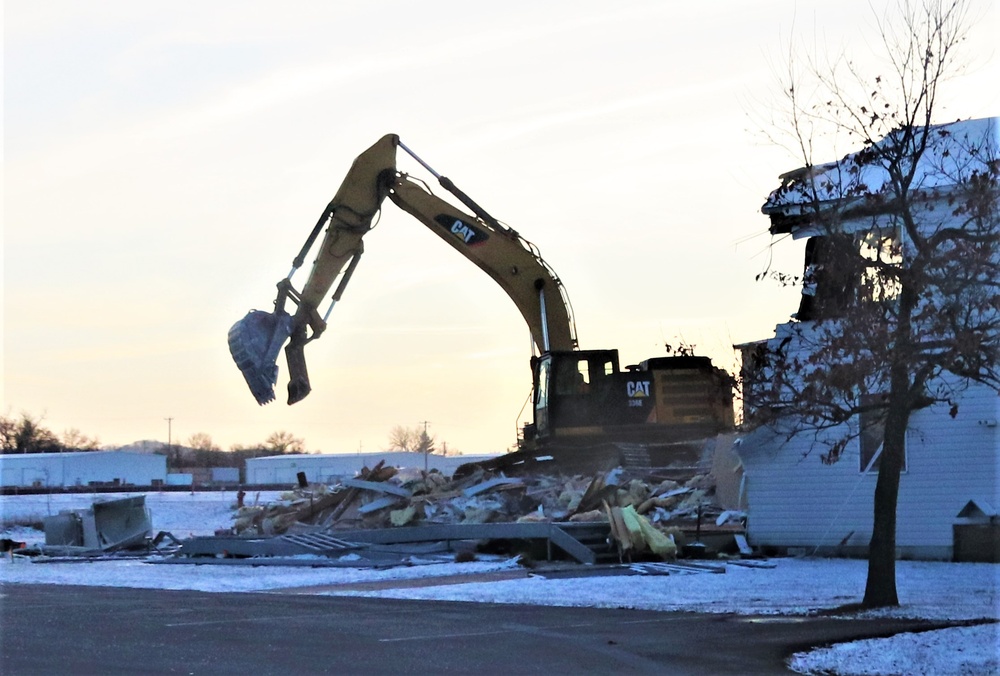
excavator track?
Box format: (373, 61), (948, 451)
(453, 437), (716, 480)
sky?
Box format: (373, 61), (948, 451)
(4, 1), (999, 456)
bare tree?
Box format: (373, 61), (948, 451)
(188, 433), (221, 467)
(751, 0), (999, 608)
(0, 412), (61, 453)
(187, 433), (219, 451)
(387, 425), (418, 453)
(264, 431), (306, 455)
(61, 428), (101, 451)
(0, 412), (18, 452)
(228, 442), (268, 465)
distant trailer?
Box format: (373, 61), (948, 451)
(211, 467), (240, 484)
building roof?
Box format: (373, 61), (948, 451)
(245, 451), (499, 464)
(0, 450), (161, 461)
(763, 117), (999, 235)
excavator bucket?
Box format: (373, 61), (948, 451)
(228, 309), (293, 405)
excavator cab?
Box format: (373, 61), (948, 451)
(529, 350), (658, 443)
(526, 349), (732, 451)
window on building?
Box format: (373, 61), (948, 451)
(858, 225), (903, 303)
(535, 359), (550, 408)
(797, 226), (902, 322)
(859, 394), (906, 472)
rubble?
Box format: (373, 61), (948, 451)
(17, 496), (181, 562)
(4, 461), (751, 570)
(227, 461), (746, 564)
(43, 495), (152, 551)
(3, 460), (752, 570)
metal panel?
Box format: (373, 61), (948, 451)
(178, 522), (606, 564)
(333, 522), (600, 564)
(43, 514), (82, 546)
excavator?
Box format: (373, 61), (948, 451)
(228, 134), (734, 475)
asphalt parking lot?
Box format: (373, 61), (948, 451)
(0, 584), (951, 675)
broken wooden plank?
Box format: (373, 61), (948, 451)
(727, 559), (776, 569)
(604, 502), (633, 558)
(462, 477), (524, 498)
(330, 522), (598, 564)
(292, 489), (353, 523)
(358, 496), (404, 514)
(733, 533), (754, 556)
(575, 476), (617, 515)
(343, 479), (412, 498)
(326, 461), (386, 523)
(547, 525), (597, 565)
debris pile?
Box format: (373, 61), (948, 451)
(43, 495), (152, 551)
(231, 463), (745, 562)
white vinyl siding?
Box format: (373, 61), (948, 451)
(738, 383), (999, 559)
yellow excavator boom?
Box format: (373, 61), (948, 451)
(228, 134), (577, 405)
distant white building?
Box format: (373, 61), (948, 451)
(0, 451), (167, 488)
(244, 452), (499, 485)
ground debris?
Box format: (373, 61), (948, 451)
(229, 463), (744, 562)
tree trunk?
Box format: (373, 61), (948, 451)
(862, 419), (905, 605)
(863, 362), (914, 607)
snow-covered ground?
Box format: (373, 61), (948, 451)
(2, 491), (998, 675)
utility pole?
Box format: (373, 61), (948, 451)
(164, 417), (174, 469)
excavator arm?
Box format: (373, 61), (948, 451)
(228, 134), (577, 405)
(387, 172), (577, 355)
(228, 134), (398, 405)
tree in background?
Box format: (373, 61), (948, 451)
(387, 425), (418, 452)
(416, 428), (436, 456)
(187, 433), (222, 467)
(0, 410), (316, 470)
(0, 413), (19, 452)
(752, 0), (999, 607)
(0, 412), (61, 453)
(228, 443), (270, 466)
(61, 428), (101, 451)
(264, 431), (306, 455)
(387, 424), (439, 456)
(229, 432), (307, 468)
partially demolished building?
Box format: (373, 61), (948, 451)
(736, 117), (1000, 561)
